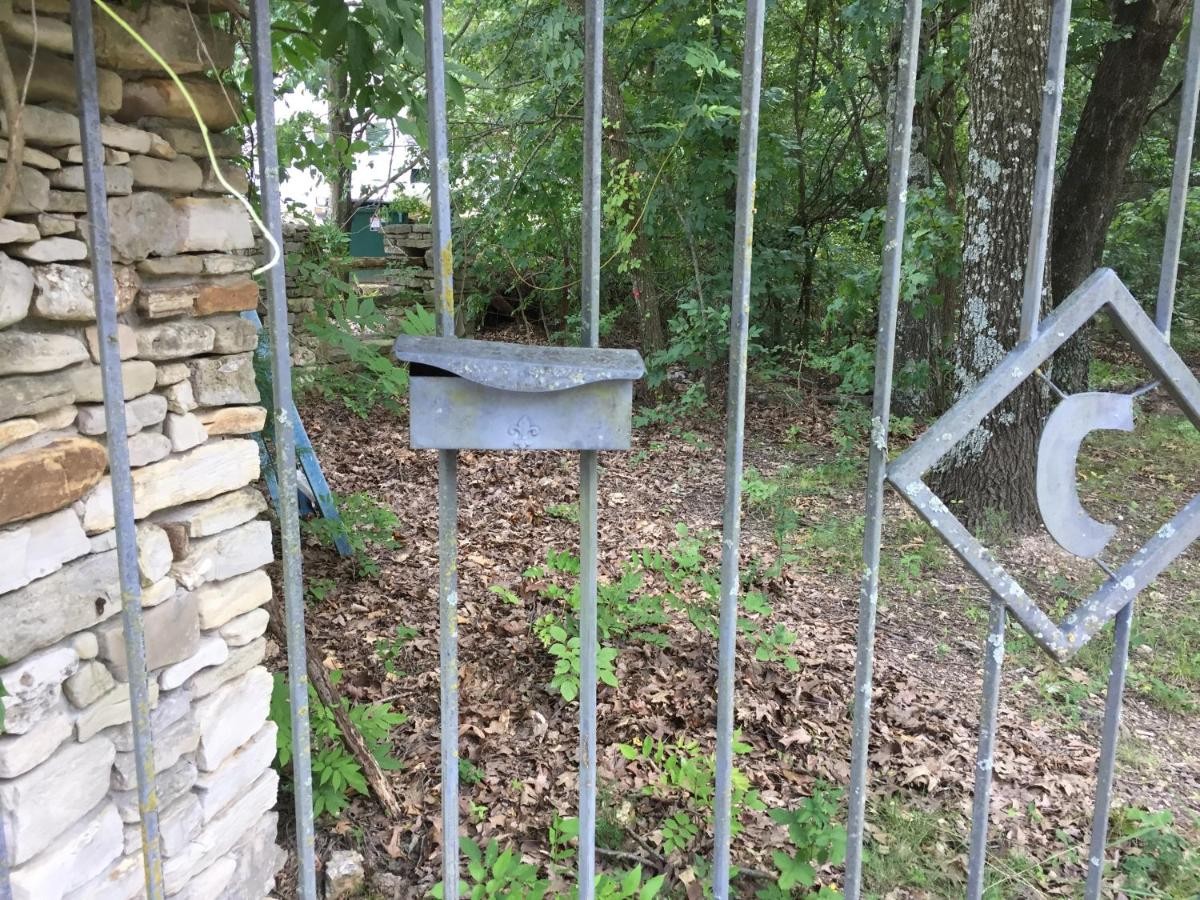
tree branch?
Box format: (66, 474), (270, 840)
(266, 594), (404, 820)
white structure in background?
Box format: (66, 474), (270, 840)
(274, 85), (430, 224)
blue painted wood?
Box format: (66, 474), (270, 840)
(242, 311), (352, 557)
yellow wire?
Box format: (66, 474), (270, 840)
(92, 0), (282, 276)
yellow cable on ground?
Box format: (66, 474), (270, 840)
(92, 0), (282, 276)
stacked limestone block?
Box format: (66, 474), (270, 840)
(381, 223), (435, 297)
(264, 223), (320, 367)
(266, 222), (436, 367)
(0, 4), (284, 898)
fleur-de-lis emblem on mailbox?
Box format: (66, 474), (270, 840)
(508, 415), (540, 450)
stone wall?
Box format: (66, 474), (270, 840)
(0, 5), (283, 898)
(268, 221), (435, 365)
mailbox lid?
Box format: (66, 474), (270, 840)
(393, 335), (644, 393)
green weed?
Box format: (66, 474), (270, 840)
(302, 491), (400, 578)
(375, 623), (420, 677)
(270, 671), (406, 819)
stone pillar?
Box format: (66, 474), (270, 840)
(0, 4), (284, 898)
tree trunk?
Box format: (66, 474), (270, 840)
(328, 63), (354, 231)
(1050, 0), (1189, 393)
(929, 0), (1051, 529)
(600, 74), (665, 358)
(894, 131), (941, 418)
(894, 8), (964, 418)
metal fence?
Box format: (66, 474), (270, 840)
(419, 0), (767, 895)
(0, 1), (319, 898)
(844, 2), (1200, 900)
(5, 0), (1197, 898)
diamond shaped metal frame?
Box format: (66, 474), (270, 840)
(888, 268), (1200, 660)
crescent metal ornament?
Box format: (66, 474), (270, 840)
(1036, 392), (1135, 559)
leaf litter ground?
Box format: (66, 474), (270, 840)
(269, 361), (1200, 899)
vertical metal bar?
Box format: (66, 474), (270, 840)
(436, 450), (460, 899)
(966, 598), (1006, 899)
(1084, 601), (1133, 898)
(710, 0), (766, 894)
(424, 0), (460, 895)
(844, 2), (922, 897)
(1019, 0), (1072, 343)
(70, 3), (164, 897)
(70, 4), (165, 897)
(576, 0), (603, 894)
(248, 3), (318, 898)
(1156, 0), (1200, 339)
(0, 819), (9, 900)
(1085, 13), (1197, 887)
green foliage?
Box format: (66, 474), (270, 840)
(375, 623), (420, 676)
(645, 297), (763, 389)
(459, 757), (486, 786)
(302, 491), (400, 578)
(546, 502), (580, 523)
(518, 529), (798, 705)
(303, 293), (411, 418)
(384, 194), (433, 222)
(291, 223), (431, 419)
(1108, 807), (1200, 896)
(1107, 186), (1200, 335)
(432, 837), (549, 900)
(270, 672), (406, 819)
(618, 732), (766, 857)
(757, 785), (846, 898)
(633, 384), (712, 429)
(593, 866), (667, 900)
(306, 576), (337, 604)
(532, 615), (619, 702)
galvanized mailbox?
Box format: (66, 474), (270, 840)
(393, 335), (645, 451)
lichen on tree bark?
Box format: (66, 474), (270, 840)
(929, 0), (1052, 529)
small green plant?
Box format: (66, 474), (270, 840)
(488, 585), (522, 605)
(757, 785), (847, 898)
(743, 466), (781, 506)
(1108, 806), (1200, 896)
(306, 576), (336, 604)
(547, 502), (580, 523)
(549, 814), (579, 868)
(533, 615), (619, 702)
(546, 816), (664, 898)
(619, 732), (765, 857)
(1089, 357), (1144, 391)
(459, 757), (486, 786)
(375, 623), (420, 676)
(397, 303), (437, 336)
(662, 811), (700, 854)
(594, 867), (667, 899)
(270, 672), (407, 819)
(431, 837), (548, 899)
(633, 383), (711, 428)
(290, 222), (438, 419)
(303, 491), (400, 578)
